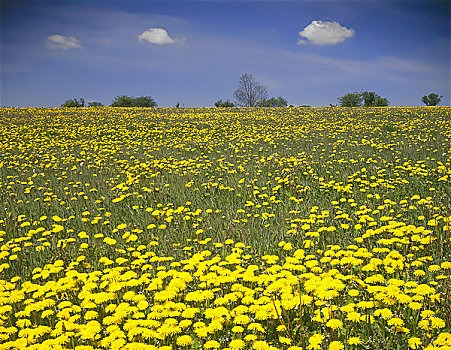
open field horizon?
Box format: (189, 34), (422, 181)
(0, 106), (450, 349)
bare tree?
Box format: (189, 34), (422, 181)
(233, 74), (268, 107)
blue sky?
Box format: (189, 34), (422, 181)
(1, 0), (449, 107)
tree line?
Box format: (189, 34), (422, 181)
(61, 96), (157, 108)
(336, 91), (389, 107)
(334, 91), (442, 107)
(61, 74), (443, 108)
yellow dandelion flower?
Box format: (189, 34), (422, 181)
(329, 341), (344, 350)
(229, 339), (246, 350)
(176, 335), (193, 346)
(248, 322), (266, 333)
(408, 302), (422, 310)
(253, 341), (270, 350)
(279, 336), (292, 345)
(348, 336), (361, 345)
(326, 318), (343, 329)
(430, 317), (445, 329)
(232, 326), (244, 333)
(179, 319), (192, 328)
(408, 337), (422, 349)
(348, 289), (359, 297)
(347, 312), (361, 323)
(244, 334), (258, 342)
(387, 317), (404, 327)
(308, 333), (324, 350)
(204, 340), (220, 349)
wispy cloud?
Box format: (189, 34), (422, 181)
(138, 27), (185, 45)
(46, 34), (83, 50)
(298, 20), (355, 45)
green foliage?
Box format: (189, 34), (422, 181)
(361, 91), (377, 107)
(361, 91), (389, 107)
(111, 95), (157, 107)
(338, 92), (362, 107)
(111, 95), (136, 107)
(61, 98), (85, 107)
(338, 91), (389, 107)
(422, 93), (442, 106)
(372, 96), (389, 107)
(88, 101), (103, 107)
(257, 96), (288, 107)
(214, 99), (235, 107)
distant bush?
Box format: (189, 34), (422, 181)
(361, 91), (389, 107)
(422, 93), (442, 106)
(111, 95), (157, 107)
(88, 101), (103, 107)
(257, 97), (288, 107)
(61, 98), (85, 107)
(338, 91), (389, 107)
(338, 92), (362, 107)
(214, 99), (235, 107)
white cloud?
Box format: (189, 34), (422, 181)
(138, 27), (185, 45)
(298, 20), (355, 45)
(46, 34), (83, 50)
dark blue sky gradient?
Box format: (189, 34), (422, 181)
(1, 0), (449, 107)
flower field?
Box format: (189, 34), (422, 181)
(0, 106), (451, 350)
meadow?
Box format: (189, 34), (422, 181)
(0, 106), (450, 350)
